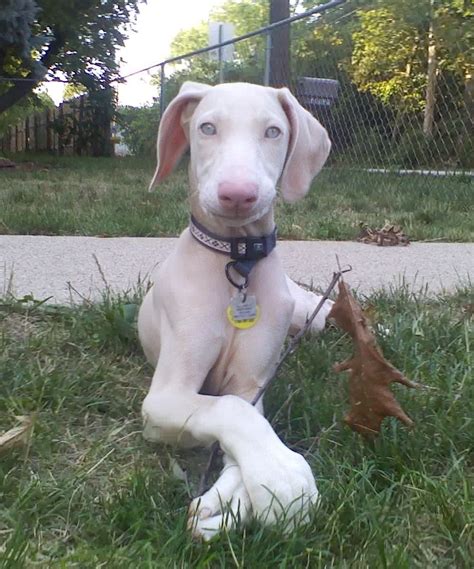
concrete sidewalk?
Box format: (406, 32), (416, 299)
(1, 235), (472, 304)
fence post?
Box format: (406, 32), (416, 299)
(58, 104), (64, 156)
(34, 113), (38, 151)
(218, 24), (224, 83)
(25, 117), (30, 151)
(46, 109), (52, 152)
(264, 32), (272, 86)
(159, 64), (166, 118)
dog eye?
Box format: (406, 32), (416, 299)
(265, 126), (281, 139)
(200, 122), (217, 136)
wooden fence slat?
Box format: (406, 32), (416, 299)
(0, 93), (111, 157)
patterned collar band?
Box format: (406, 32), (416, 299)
(189, 215), (277, 262)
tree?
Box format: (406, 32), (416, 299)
(423, 0), (436, 137)
(351, 0), (472, 146)
(116, 103), (161, 156)
(0, 0), (141, 114)
(63, 83), (87, 101)
(352, 4), (428, 115)
(269, 0), (290, 87)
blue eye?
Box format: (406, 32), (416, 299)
(265, 126), (281, 139)
(200, 122), (217, 135)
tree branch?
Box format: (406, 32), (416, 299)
(0, 33), (63, 114)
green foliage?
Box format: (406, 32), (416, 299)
(154, 0), (269, 98)
(0, 92), (53, 137)
(352, 7), (427, 112)
(63, 83), (87, 101)
(116, 104), (161, 156)
(350, 0), (472, 112)
(170, 0), (268, 60)
(0, 0), (42, 83)
(0, 0), (141, 113)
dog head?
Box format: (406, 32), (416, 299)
(150, 81), (331, 225)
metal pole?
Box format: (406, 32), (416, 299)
(218, 24), (224, 83)
(159, 64), (165, 117)
(264, 32), (272, 86)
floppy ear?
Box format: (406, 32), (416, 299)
(148, 81), (211, 191)
(277, 87), (331, 202)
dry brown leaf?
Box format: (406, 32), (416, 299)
(357, 222), (410, 246)
(0, 415), (35, 453)
(329, 281), (416, 437)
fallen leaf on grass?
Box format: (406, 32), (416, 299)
(328, 281), (416, 437)
(0, 415), (35, 454)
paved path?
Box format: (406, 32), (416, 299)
(1, 235), (472, 304)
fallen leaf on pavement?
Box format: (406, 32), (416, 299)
(357, 221), (410, 246)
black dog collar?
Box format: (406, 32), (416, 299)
(189, 215), (277, 281)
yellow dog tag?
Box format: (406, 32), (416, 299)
(227, 294), (260, 329)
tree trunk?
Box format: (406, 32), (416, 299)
(269, 0), (290, 87)
(423, 10), (437, 138)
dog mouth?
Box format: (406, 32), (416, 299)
(208, 204), (272, 226)
(197, 190), (274, 226)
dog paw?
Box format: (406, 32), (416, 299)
(241, 447), (318, 530)
(309, 296), (334, 333)
(188, 457), (251, 540)
(287, 277), (335, 335)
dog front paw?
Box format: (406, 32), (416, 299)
(309, 296), (334, 333)
(241, 447), (319, 530)
(188, 457), (252, 541)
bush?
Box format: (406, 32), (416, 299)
(116, 104), (160, 156)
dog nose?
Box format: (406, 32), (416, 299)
(218, 181), (258, 210)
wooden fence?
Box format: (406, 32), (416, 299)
(0, 94), (112, 156)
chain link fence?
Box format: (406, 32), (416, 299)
(150, 0), (472, 195)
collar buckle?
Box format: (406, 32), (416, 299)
(230, 235), (272, 261)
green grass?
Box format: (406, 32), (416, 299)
(1, 286), (473, 567)
(0, 154), (473, 241)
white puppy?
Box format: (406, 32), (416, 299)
(138, 82), (332, 540)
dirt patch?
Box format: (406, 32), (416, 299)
(1, 312), (41, 343)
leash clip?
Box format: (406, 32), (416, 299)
(225, 261), (249, 298)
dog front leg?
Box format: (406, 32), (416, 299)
(143, 381), (318, 538)
(285, 275), (334, 335)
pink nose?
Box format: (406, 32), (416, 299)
(218, 181), (258, 210)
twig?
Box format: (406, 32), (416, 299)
(196, 264), (352, 497)
(251, 266), (351, 407)
(67, 282), (94, 306)
(92, 254), (111, 293)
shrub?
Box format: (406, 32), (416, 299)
(116, 104), (160, 156)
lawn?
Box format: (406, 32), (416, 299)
(0, 154), (473, 241)
(0, 286), (472, 567)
